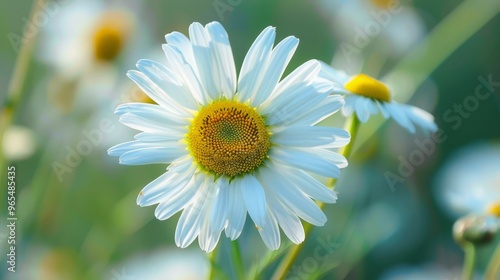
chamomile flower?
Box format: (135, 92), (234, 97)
(108, 22), (349, 252)
(319, 62), (437, 133)
(435, 143), (500, 220)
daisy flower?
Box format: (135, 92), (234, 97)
(108, 22), (350, 252)
(319, 62), (438, 133)
(435, 143), (500, 219)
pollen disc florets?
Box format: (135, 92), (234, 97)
(344, 74), (391, 102)
(188, 100), (270, 177)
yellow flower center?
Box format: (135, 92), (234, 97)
(369, 0), (396, 9)
(92, 12), (131, 62)
(344, 74), (391, 102)
(487, 202), (500, 217)
(187, 100), (270, 177)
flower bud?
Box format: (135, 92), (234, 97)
(453, 214), (498, 246)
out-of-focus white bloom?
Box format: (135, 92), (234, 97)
(2, 125), (37, 161)
(316, 0), (426, 62)
(435, 142), (500, 219)
(110, 249), (208, 280)
(38, 0), (142, 78)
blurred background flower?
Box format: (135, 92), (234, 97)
(1, 0), (499, 279)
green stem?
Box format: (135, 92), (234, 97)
(462, 242), (476, 280)
(353, 0), (499, 155)
(485, 242), (500, 280)
(0, 0), (44, 186)
(231, 240), (245, 280)
(271, 115), (361, 280)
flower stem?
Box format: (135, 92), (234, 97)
(231, 240), (245, 280)
(271, 115), (361, 280)
(208, 246), (219, 280)
(462, 242), (476, 280)
(485, 242), (500, 280)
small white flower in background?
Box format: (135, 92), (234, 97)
(316, 0), (426, 58)
(110, 249), (208, 280)
(109, 22), (350, 252)
(435, 143), (500, 220)
(318, 62), (438, 134)
(35, 0), (151, 121)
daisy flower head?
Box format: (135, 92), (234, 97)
(38, 0), (144, 78)
(108, 22), (350, 252)
(319, 62), (438, 134)
(435, 143), (500, 220)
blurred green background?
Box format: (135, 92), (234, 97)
(1, 0), (499, 279)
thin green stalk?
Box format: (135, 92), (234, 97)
(485, 242), (500, 280)
(462, 243), (476, 280)
(208, 247), (218, 280)
(231, 240), (245, 280)
(271, 115), (361, 280)
(353, 0), (499, 155)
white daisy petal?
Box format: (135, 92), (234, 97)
(209, 178), (230, 233)
(167, 155), (194, 173)
(250, 36), (299, 106)
(240, 174), (267, 229)
(108, 140), (164, 157)
(385, 101), (416, 133)
(341, 95), (356, 117)
(189, 22), (219, 100)
(403, 104), (438, 133)
(162, 44), (208, 104)
(377, 101), (391, 118)
(354, 96), (370, 123)
(138, 166), (195, 207)
(165, 31), (198, 73)
(261, 59), (321, 109)
(199, 213), (222, 252)
(119, 145), (186, 165)
(296, 95), (345, 126)
(134, 132), (180, 142)
(281, 167), (338, 203)
(154, 175), (200, 220)
(270, 147), (344, 178)
(175, 176), (211, 248)
(115, 103), (188, 126)
(206, 21), (237, 99)
(136, 59), (199, 110)
(318, 61), (351, 85)
(237, 26), (276, 103)
(118, 113), (186, 134)
(259, 166), (327, 226)
(272, 126), (348, 148)
(126, 70), (191, 116)
(268, 197), (305, 244)
(257, 209), (280, 250)
(265, 83), (332, 126)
